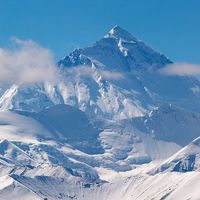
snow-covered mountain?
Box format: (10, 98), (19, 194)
(1, 26), (200, 199)
(1, 26), (200, 120)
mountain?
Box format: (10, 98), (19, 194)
(0, 26), (200, 199)
(59, 25), (172, 71)
(1, 26), (200, 120)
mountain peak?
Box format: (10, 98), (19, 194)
(105, 25), (138, 42)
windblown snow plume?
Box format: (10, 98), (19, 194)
(160, 63), (200, 76)
(0, 38), (59, 85)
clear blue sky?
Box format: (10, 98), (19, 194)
(0, 0), (200, 62)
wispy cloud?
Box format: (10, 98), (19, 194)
(100, 70), (124, 80)
(66, 65), (94, 78)
(160, 63), (200, 76)
(66, 65), (125, 80)
(0, 38), (59, 85)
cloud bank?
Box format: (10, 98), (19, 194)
(160, 63), (200, 76)
(0, 38), (59, 85)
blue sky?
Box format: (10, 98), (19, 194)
(0, 0), (200, 62)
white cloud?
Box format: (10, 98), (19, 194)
(66, 65), (94, 78)
(0, 38), (59, 85)
(100, 70), (124, 80)
(160, 63), (200, 76)
(66, 65), (125, 80)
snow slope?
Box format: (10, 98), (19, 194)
(132, 103), (200, 146)
(0, 104), (199, 199)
